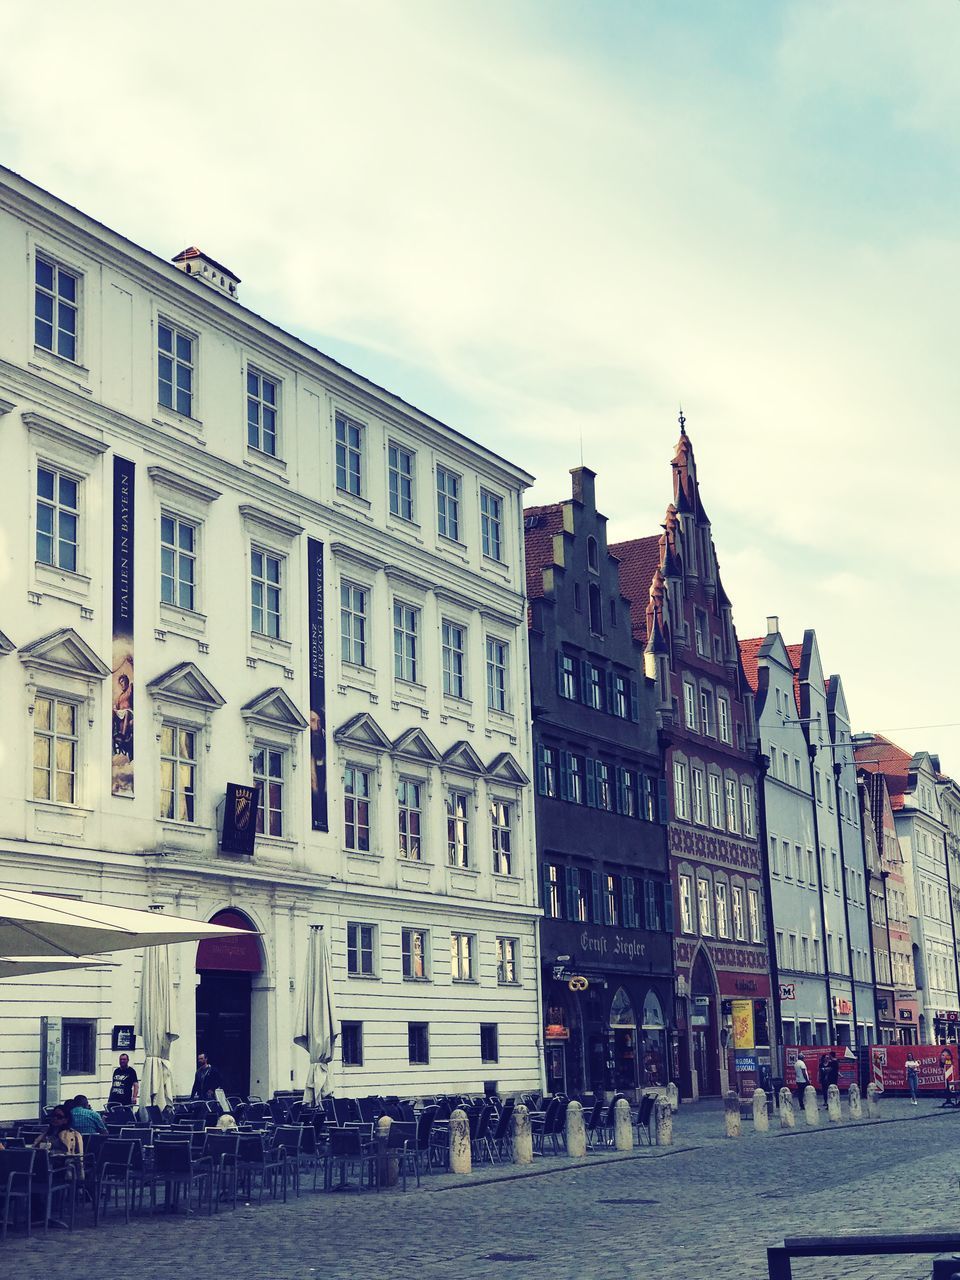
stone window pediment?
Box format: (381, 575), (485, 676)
(240, 503), (303, 544)
(19, 627), (110, 682)
(334, 712), (392, 754)
(241, 686), (308, 732)
(0, 629), (13, 656)
(393, 726), (441, 764)
(147, 661), (225, 712)
(441, 740), (485, 777)
(486, 751), (529, 788)
(147, 465), (222, 508)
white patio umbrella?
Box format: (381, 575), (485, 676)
(136, 944), (178, 1111)
(0, 889), (252, 957)
(294, 925), (339, 1103)
(0, 955), (118, 979)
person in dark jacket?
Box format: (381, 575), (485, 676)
(190, 1053), (224, 1101)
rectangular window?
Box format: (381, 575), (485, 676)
(559, 653), (579, 701)
(605, 874), (621, 926)
(573, 867), (589, 922)
(741, 784), (755, 837)
(344, 766), (371, 852)
(33, 694), (77, 805)
(442, 620), (466, 698)
(247, 368), (279, 456)
(446, 790), (470, 867)
(480, 488), (503, 561)
(253, 746), (284, 837)
(732, 886), (746, 940)
(613, 674), (629, 719)
(408, 1022), (429, 1064)
(673, 761), (689, 820)
(436, 465), (461, 540)
(251, 547), (282, 638)
(569, 755), (584, 805)
(718, 696), (731, 744)
(35, 254), (78, 361)
(538, 746), (557, 798)
(748, 888), (762, 943)
(697, 878), (713, 935)
(36, 465), (79, 572)
(340, 582), (368, 666)
(451, 932), (475, 981)
(683, 682), (697, 730)
(699, 689), (713, 737)
(491, 800), (512, 875)
(402, 928), (429, 980)
(794, 757), (802, 789)
(346, 922), (376, 976)
(486, 637), (509, 712)
(160, 513), (197, 611)
(544, 864), (561, 918)
(769, 833), (780, 876)
(335, 413), (363, 496)
(694, 609), (707, 656)
(480, 1023), (499, 1063)
(585, 664), (603, 711)
(496, 937), (518, 984)
(794, 844), (804, 882)
(398, 779), (423, 861)
(715, 882), (730, 937)
(725, 779), (739, 833)
(708, 774), (722, 829)
(342, 1021), (363, 1066)
(157, 319), (194, 417)
(61, 1019), (95, 1076)
(775, 931), (784, 967)
(393, 602), (419, 683)
(679, 874), (694, 933)
(595, 761), (612, 812)
(619, 768), (638, 818)
(692, 768), (705, 825)
(388, 441), (416, 521)
(159, 723), (196, 823)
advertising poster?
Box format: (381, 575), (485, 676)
(111, 456), (135, 795)
(732, 999), (755, 1049)
(784, 1046), (858, 1092)
(869, 1044), (959, 1094)
(306, 537), (328, 831)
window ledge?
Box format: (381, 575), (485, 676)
(250, 633), (293, 657)
(403, 976), (432, 984)
(343, 848), (382, 861)
(246, 447), (287, 471)
(31, 800), (93, 817)
(34, 561), (92, 600)
(346, 972), (381, 981)
(438, 533), (469, 557)
(497, 981), (522, 988)
(254, 835), (297, 855)
(160, 602), (207, 634)
(448, 864), (479, 876)
(31, 348), (90, 378)
(333, 492), (373, 517)
(452, 978), (479, 986)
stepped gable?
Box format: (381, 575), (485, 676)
(522, 502), (565, 602)
(608, 533), (662, 644)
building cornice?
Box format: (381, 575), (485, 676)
(147, 464), (222, 505)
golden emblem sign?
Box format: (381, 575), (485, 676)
(568, 975), (588, 992)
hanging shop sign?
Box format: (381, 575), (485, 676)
(779, 983), (796, 1001)
(568, 975), (589, 992)
(732, 999), (755, 1050)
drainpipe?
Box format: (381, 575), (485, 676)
(808, 744), (835, 1043)
(833, 760), (860, 1048)
(754, 750), (782, 1077)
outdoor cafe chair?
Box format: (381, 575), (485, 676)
(385, 1120), (420, 1191)
(489, 1103), (514, 1162)
(151, 1139), (214, 1215)
(203, 1131), (240, 1211)
(32, 1147), (78, 1233)
(636, 1094), (656, 1145)
(0, 1148), (35, 1240)
(93, 1138), (138, 1225)
(357, 1096), (382, 1124)
(470, 1106), (496, 1165)
(104, 1106), (138, 1127)
(236, 1132), (286, 1205)
(531, 1097), (559, 1154)
(324, 1126), (379, 1193)
(272, 1125), (306, 1197)
(585, 1097), (607, 1148)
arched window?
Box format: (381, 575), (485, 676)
(609, 986), (636, 1027)
(587, 536), (599, 573)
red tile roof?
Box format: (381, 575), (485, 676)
(855, 734), (914, 808)
(608, 535), (662, 643)
(739, 637), (802, 712)
(522, 503), (565, 602)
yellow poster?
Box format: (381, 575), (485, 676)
(732, 999), (755, 1049)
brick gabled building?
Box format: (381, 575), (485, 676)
(611, 421), (771, 1099)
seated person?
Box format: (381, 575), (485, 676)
(33, 1105), (84, 1158)
(68, 1095), (107, 1135)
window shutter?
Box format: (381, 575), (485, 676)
(646, 880), (657, 930)
(606, 669), (616, 714)
(580, 659), (590, 704)
(535, 743), (547, 795)
(662, 881), (675, 933)
(657, 778), (669, 824)
(585, 758), (597, 808)
(556, 650), (567, 696)
(616, 768), (626, 815)
(630, 678), (641, 722)
(591, 870), (603, 924)
(603, 879), (613, 926)
(565, 866), (578, 920)
(558, 752), (569, 801)
(624, 876), (636, 928)
(540, 863), (553, 915)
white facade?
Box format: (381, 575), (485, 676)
(0, 168), (544, 1118)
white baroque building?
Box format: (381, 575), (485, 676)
(0, 168), (544, 1117)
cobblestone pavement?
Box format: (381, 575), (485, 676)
(8, 1099), (960, 1280)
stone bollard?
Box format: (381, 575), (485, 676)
(511, 1103), (533, 1165)
(848, 1082), (862, 1120)
(866, 1082), (881, 1119)
(778, 1087), (796, 1129)
(565, 1099), (587, 1158)
(376, 1114), (398, 1187)
(724, 1089), (742, 1138)
(803, 1085), (819, 1125)
(655, 1097), (673, 1146)
(827, 1084), (842, 1124)
(449, 1107), (471, 1174)
(613, 1097), (634, 1151)
(753, 1087), (769, 1133)
(666, 1082), (680, 1114)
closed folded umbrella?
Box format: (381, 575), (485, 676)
(0, 955), (118, 979)
(0, 889), (251, 957)
(294, 925), (339, 1103)
(137, 944), (178, 1111)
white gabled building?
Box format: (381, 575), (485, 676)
(0, 167), (544, 1118)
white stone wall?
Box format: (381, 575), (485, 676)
(0, 168), (544, 1117)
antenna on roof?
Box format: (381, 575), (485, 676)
(579, 426), (584, 466)
(678, 404), (686, 434)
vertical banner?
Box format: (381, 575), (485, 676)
(307, 537), (328, 831)
(111, 456), (135, 796)
(731, 999), (755, 1049)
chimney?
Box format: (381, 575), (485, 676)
(570, 466), (596, 510)
(172, 247), (240, 300)
(766, 615), (779, 635)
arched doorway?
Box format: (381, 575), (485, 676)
(640, 990), (667, 1087)
(196, 909), (262, 1097)
(690, 950), (720, 1097)
(609, 987), (639, 1094)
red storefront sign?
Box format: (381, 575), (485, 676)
(869, 1045), (960, 1093)
(784, 1046), (857, 1092)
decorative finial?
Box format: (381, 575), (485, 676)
(678, 404), (686, 434)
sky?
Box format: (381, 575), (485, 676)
(1, 0), (958, 765)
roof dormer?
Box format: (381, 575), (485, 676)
(172, 247), (240, 299)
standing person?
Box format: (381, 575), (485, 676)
(190, 1052), (224, 1102)
(940, 1048), (954, 1105)
(107, 1052), (139, 1108)
(827, 1051), (840, 1094)
(794, 1053), (810, 1106)
(818, 1052), (830, 1108)
(905, 1053), (920, 1105)
(69, 1095), (107, 1134)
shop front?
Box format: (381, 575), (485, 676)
(894, 998), (919, 1045)
(934, 1009), (960, 1045)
